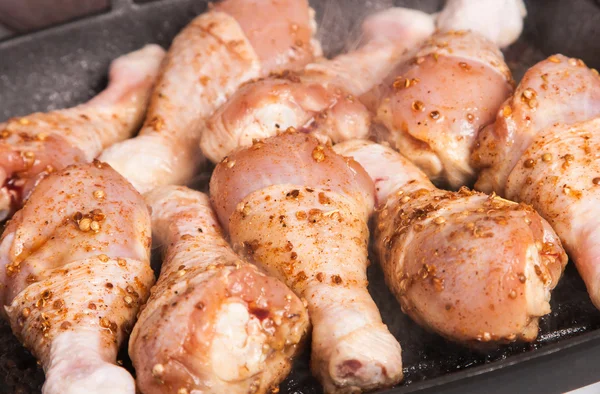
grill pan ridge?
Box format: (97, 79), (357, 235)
(1, 1), (600, 393)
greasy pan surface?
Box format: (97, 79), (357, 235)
(2, 0), (600, 393)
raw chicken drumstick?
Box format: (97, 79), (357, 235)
(210, 131), (403, 393)
(0, 161), (154, 394)
(200, 7), (435, 163)
(199, 0), (527, 166)
(0, 44), (164, 220)
(474, 55), (600, 194)
(371, 0), (529, 189)
(99, 0), (320, 193)
(334, 140), (567, 345)
(130, 186), (309, 394)
(473, 55), (600, 308)
(370, 29), (514, 189)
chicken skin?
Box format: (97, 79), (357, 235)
(200, 7), (435, 163)
(368, 0), (528, 188)
(474, 54), (600, 194)
(474, 55), (600, 308)
(0, 161), (154, 394)
(0, 45), (164, 220)
(371, 30), (514, 188)
(199, 0), (527, 168)
(99, 0), (320, 193)
(334, 140), (567, 345)
(130, 186), (309, 394)
(210, 131), (402, 393)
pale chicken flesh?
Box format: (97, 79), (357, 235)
(99, 0), (320, 193)
(334, 140), (567, 345)
(371, 30), (514, 189)
(474, 55), (600, 308)
(474, 54), (600, 194)
(0, 45), (164, 220)
(130, 186), (309, 394)
(210, 131), (402, 393)
(200, 7), (435, 163)
(0, 161), (154, 394)
(435, 0), (527, 49)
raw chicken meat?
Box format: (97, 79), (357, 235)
(474, 54), (600, 194)
(0, 161), (154, 394)
(371, 30), (514, 189)
(210, 131), (403, 393)
(99, 0), (320, 193)
(435, 0), (527, 48)
(0, 45), (164, 220)
(130, 186), (309, 394)
(334, 140), (567, 344)
(474, 55), (600, 308)
(200, 7), (435, 163)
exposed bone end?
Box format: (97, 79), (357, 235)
(319, 324), (403, 393)
(131, 264), (309, 394)
(4, 256), (153, 394)
(43, 332), (135, 394)
(304, 285), (402, 394)
(211, 302), (269, 382)
(435, 0), (527, 48)
(208, 266), (310, 391)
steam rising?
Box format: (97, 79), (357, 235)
(314, 0), (444, 57)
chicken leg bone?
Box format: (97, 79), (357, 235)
(200, 6), (435, 163)
(0, 161), (154, 394)
(474, 55), (600, 308)
(210, 131), (402, 393)
(335, 139), (567, 345)
(371, 29), (513, 189)
(0, 44), (164, 220)
(99, 0), (320, 193)
(130, 186), (309, 394)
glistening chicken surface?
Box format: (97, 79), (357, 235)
(0, 161), (154, 394)
(0, 45), (164, 221)
(210, 131), (403, 393)
(130, 186), (309, 394)
(335, 140), (567, 345)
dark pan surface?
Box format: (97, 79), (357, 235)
(2, 1), (600, 393)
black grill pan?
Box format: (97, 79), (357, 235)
(1, 1), (600, 393)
